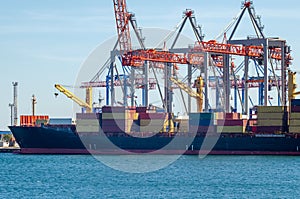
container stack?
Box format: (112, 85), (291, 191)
(130, 106), (146, 132)
(101, 106), (127, 133)
(216, 113), (247, 133)
(189, 113), (215, 133)
(76, 113), (100, 133)
(256, 106), (286, 133)
(289, 99), (300, 133)
(20, 115), (49, 126)
(126, 107), (137, 133)
(138, 112), (166, 132)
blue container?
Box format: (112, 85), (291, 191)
(189, 113), (214, 120)
(291, 99), (300, 106)
(189, 119), (213, 126)
(49, 118), (72, 125)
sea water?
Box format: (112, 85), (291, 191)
(1, 153), (300, 199)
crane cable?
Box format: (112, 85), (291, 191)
(214, 8), (244, 41)
(154, 17), (186, 49)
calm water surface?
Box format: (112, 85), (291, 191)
(1, 154), (300, 198)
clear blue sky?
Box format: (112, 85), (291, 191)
(0, 0), (299, 130)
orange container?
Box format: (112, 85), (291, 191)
(20, 115), (49, 126)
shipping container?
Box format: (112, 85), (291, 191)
(256, 106), (286, 113)
(289, 120), (300, 126)
(101, 119), (126, 128)
(49, 118), (73, 125)
(76, 125), (99, 133)
(225, 113), (241, 119)
(291, 99), (300, 106)
(139, 119), (165, 126)
(189, 119), (213, 126)
(101, 126), (126, 132)
(216, 119), (247, 126)
(76, 119), (99, 126)
(20, 115), (49, 126)
(138, 112), (166, 120)
(257, 119), (283, 126)
(290, 113), (300, 119)
(217, 126), (245, 133)
(291, 106), (300, 112)
(189, 113), (215, 120)
(102, 106), (126, 113)
(76, 113), (100, 120)
(257, 112), (284, 119)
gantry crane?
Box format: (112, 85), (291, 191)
(55, 84), (93, 113)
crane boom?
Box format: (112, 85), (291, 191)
(170, 77), (203, 112)
(55, 84), (92, 113)
(113, 0), (132, 53)
(170, 77), (200, 98)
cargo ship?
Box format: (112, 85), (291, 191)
(8, 1), (300, 155)
(8, 100), (300, 155)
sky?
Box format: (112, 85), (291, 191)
(1, 0), (300, 130)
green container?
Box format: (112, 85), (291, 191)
(256, 106), (285, 113)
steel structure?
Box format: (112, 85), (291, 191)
(69, 0), (292, 119)
(221, 1), (292, 114)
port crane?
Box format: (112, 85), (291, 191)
(54, 84), (93, 113)
(55, 0), (292, 118)
(170, 77), (203, 112)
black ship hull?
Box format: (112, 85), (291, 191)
(9, 125), (300, 155)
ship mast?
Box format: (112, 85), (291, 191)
(32, 94), (37, 116)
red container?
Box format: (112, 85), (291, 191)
(256, 126), (283, 133)
(102, 126), (126, 132)
(76, 113), (100, 119)
(102, 106), (125, 113)
(291, 106), (300, 112)
(138, 112), (166, 120)
(216, 119), (247, 126)
(225, 113), (241, 119)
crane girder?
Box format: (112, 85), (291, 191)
(194, 40), (286, 61)
(122, 40), (289, 68)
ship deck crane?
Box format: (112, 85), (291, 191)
(170, 77), (203, 113)
(55, 84), (92, 113)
